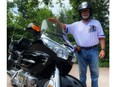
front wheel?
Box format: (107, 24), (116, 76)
(42, 75), (84, 87)
(61, 75), (84, 87)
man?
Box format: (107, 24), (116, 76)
(48, 1), (105, 87)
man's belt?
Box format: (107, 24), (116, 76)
(80, 45), (98, 50)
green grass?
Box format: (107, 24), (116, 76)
(99, 59), (109, 67)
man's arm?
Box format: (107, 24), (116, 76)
(99, 38), (105, 58)
(47, 18), (66, 30)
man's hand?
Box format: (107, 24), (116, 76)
(99, 38), (105, 59)
(99, 50), (105, 58)
(47, 17), (58, 23)
(48, 17), (66, 30)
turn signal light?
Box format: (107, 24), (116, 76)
(47, 84), (54, 87)
(32, 24), (41, 32)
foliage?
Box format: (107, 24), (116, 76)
(7, 0), (109, 65)
(99, 59), (109, 67)
(7, 0), (54, 45)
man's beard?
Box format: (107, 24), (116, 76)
(82, 14), (90, 20)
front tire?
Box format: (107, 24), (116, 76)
(42, 75), (84, 87)
(61, 75), (84, 87)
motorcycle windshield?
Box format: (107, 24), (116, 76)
(41, 19), (74, 59)
(41, 19), (66, 44)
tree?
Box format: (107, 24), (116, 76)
(7, 0), (109, 61)
(7, 0), (54, 45)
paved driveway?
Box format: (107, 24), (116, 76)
(7, 64), (109, 87)
(69, 64), (109, 87)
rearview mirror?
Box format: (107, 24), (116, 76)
(41, 20), (48, 32)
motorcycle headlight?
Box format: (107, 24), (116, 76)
(42, 37), (71, 60)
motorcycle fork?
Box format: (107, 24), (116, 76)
(48, 66), (61, 87)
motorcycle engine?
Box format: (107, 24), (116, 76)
(12, 69), (38, 87)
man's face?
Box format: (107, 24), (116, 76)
(81, 8), (90, 20)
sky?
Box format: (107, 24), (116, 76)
(49, 0), (72, 15)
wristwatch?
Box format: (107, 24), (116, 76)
(101, 49), (105, 50)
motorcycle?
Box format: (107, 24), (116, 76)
(7, 19), (84, 87)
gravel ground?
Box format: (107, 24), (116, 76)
(7, 64), (109, 87)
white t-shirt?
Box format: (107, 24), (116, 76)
(66, 19), (105, 47)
